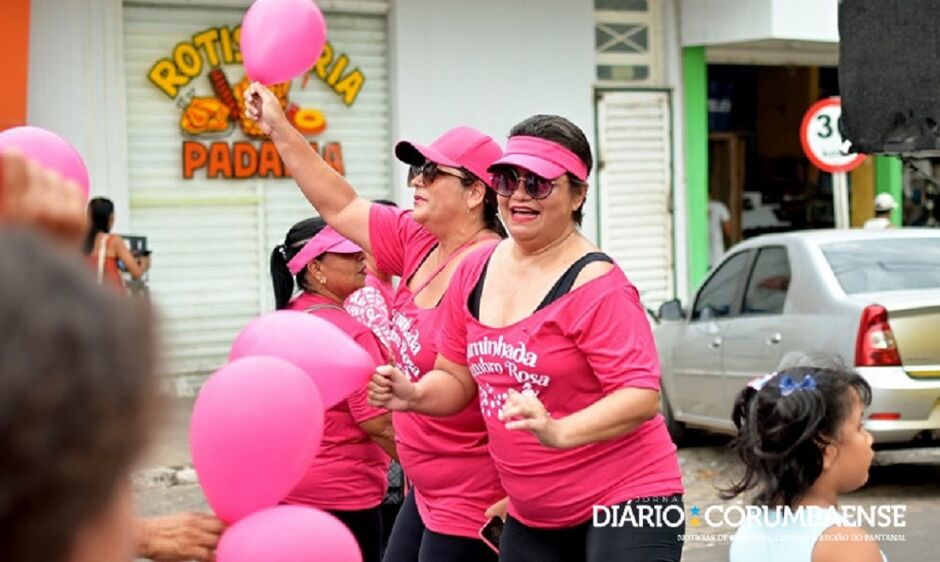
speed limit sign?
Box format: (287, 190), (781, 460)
(800, 97), (866, 173)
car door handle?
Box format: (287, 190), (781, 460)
(709, 337), (722, 349)
(766, 332), (783, 345)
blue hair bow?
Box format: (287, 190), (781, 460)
(778, 374), (817, 396)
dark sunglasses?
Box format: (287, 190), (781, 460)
(490, 168), (561, 200)
(407, 161), (467, 185)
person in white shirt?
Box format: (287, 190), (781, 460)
(863, 193), (898, 230)
(708, 196), (732, 268)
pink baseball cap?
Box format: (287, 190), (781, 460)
(395, 126), (503, 187)
(287, 226), (362, 275)
(487, 135), (589, 182)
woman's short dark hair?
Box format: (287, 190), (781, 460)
(457, 168), (507, 238)
(0, 229), (156, 562)
(720, 366), (872, 507)
(83, 197), (115, 255)
(509, 115), (592, 226)
(270, 217), (329, 309)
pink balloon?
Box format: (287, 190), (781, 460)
(229, 311), (377, 409)
(241, 0), (327, 85)
(0, 126), (89, 200)
(190, 356), (324, 523)
(217, 505), (362, 562)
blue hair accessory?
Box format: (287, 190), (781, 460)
(778, 374), (817, 396)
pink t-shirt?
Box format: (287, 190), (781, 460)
(437, 244), (684, 529)
(283, 292), (391, 511)
(369, 204), (505, 538)
(345, 274), (396, 351)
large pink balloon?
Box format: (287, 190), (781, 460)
(190, 356), (324, 523)
(229, 310), (377, 409)
(217, 505), (362, 562)
(241, 0), (327, 85)
(0, 126), (89, 200)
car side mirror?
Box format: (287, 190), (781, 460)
(658, 299), (686, 321)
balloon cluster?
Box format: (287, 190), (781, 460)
(192, 311), (376, 561)
(194, 8), (351, 549)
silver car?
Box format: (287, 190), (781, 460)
(653, 228), (940, 445)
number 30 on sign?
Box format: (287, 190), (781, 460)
(800, 97), (866, 173)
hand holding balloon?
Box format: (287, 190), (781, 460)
(244, 82), (290, 137)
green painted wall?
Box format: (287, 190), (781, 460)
(683, 46), (709, 290)
(874, 155), (903, 225)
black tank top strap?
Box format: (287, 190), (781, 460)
(467, 257), (492, 319)
(536, 252), (613, 311)
(468, 252), (612, 320)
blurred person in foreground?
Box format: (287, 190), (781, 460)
(0, 149), (223, 561)
(0, 228), (156, 562)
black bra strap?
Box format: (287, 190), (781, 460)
(468, 252), (613, 319)
(536, 252), (613, 310)
(467, 259), (491, 319)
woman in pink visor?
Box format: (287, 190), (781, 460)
(370, 115), (685, 562)
(247, 85), (506, 562)
(271, 217), (396, 562)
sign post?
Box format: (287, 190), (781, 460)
(800, 97), (867, 229)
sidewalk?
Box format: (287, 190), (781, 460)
(134, 397), (197, 489)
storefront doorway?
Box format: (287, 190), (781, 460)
(706, 64), (841, 245)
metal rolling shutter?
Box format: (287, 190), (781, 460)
(123, 2), (391, 393)
(597, 90), (674, 309)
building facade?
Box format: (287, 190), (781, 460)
(9, 0), (905, 392)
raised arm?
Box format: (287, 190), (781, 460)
(243, 83), (374, 253)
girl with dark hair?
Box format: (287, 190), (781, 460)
(83, 197), (148, 290)
(724, 367), (886, 562)
(369, 114), (684, 562)
(270, 217), (396, 562)
(247, 83), (506, 562)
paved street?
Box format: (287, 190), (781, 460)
(134, 402), (940, 561)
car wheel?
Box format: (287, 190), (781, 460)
(661, 389), (687, 446)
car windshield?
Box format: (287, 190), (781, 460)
(822, 238), (940, 294)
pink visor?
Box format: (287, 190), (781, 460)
(287, 226), (362, 275)
(487, 136), (589, 182)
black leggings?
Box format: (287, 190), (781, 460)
(498, 495), (684, 562)
(382, 490), (498, 562)
(328, 506), (383, 562)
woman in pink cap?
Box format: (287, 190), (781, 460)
(370, 115), (685, 562)
(271, 217), (396, 562)
(247, 84), (505, 562)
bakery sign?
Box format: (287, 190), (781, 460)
(147, 25), (365, 180)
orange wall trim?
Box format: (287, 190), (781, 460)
(0, 0), (30, 131)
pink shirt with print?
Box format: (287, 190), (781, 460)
(282, 292), (391, 511)
(436, 244), (683, 529)
(345, 274), (396, 351)
(369, 204), (505, 538)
